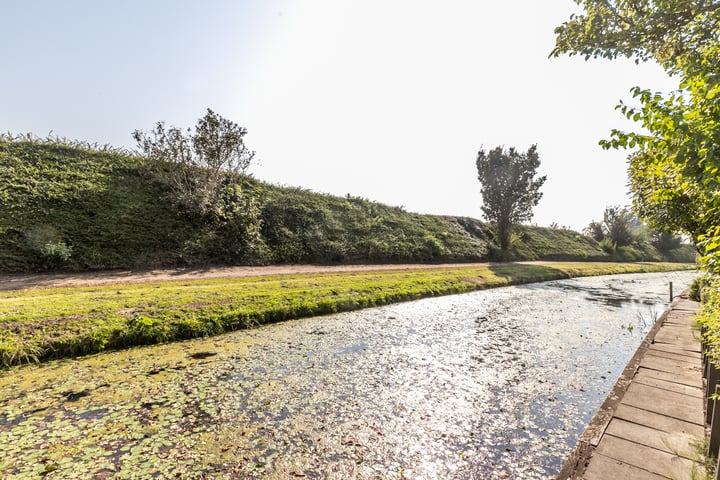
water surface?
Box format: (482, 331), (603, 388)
(0, 270), (695, 479)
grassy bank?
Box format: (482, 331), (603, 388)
(0, 262), (693, 368)
(0, 138), (695, 272)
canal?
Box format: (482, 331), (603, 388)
(0, 270), (695, 479)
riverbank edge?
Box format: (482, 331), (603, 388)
(556, 293), (703, 479)
(0, 262), (693, 369)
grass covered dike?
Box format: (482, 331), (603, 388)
(0, 138), (695, 273)
(0, 262), (692, 368)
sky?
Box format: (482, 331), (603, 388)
(1, 0), (679, 231)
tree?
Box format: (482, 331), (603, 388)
(652, 231), (684, 253)
(603, 205), (639, 247)
(476, 145), (546, 252)
(583, 220), (605, 241)
(585, 206), (646, 247)
(133, 109), (263, 261)
(133, 108), (256, 222)
(553, 1), (720, 271)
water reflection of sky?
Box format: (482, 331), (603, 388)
(227, 270), (695, 479)
(0, 270), (696, 479)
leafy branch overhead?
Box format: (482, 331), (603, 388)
(553, 0), (720, 272)
(552, 0), (720, 74)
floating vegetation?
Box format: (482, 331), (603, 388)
(0, 271), (695, 478)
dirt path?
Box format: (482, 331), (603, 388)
(0, 263), (497, 291)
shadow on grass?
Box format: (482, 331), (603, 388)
(489, 263), (571, 285)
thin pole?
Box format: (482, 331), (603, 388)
(670, 282), (673, 302)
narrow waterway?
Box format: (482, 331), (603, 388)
(0, 271), (695, 479)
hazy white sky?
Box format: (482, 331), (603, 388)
(1, 0), (678, 231)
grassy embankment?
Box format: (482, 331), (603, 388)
(0, 138), (695, 272)
(0, 262), (692, 368)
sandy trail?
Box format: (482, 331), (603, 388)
(0, 263), (495, 291)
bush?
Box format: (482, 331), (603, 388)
(40, 241), (72, 266)
(690, 276), (709, 302)
(599, 238), (616, 254)
(133, 109), (256, 222)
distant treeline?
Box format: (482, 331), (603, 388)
(0, 139), (695, 272)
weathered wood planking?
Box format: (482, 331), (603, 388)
(557, 297), (706, 479)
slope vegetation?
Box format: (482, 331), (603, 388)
(0, 138), (692, 272)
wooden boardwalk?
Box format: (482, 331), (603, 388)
(558, 296), (706, 479)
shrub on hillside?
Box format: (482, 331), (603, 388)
(133, 110), (265, 263)
(133, 109), (256, 222)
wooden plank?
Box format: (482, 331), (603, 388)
(648, 343), (702, 359)
(664, 313), (699, 322)
(633, 370), (704, 397)
(654, 332), (700, 346)
(605, 418), (701, 460)
(583, 452), (666, 480)
(667, 303), (700, 312)
(622, 383), (704, 425)
(654, 331), (702, 350)
(645, 349), (702, 365)
(635, 366), (703, 389)
(664, 320), (698, 328)
(656, 324), (700, 337)
(613, 403), (705, 438)
(666, 307), (700, 315)
(558, 297), (705, 480)
(640, 355), (703, 376)
(655, 322), (700, 333)
(594, 435), (701, 480)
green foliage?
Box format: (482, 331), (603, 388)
(586, 206), (695, 262)
(260, 188), (491, 264)
(554, 1), (720, 272)
(652, 231), (684, 252)
(0, 138), (194, 271)
(124, 315), (171, 345)
(588, 205), (649, 247)
(133, 109), (256, 222)
(476, 145), (546, 253)
(40, 241), (72, 263)
(0, 135), (687, 272)
(603, 205), (635, 247)
(698, 279), (720, 365)
(664, 243), (698, 263)
(690, 275), (710, 301)
(499, 225), (607, 261)
(133, 109), (265, 264)
(615, 244), (658, 262)
(551, 0), (720, 74)
(20, 224), (74, 268)
(583, 220), (605, 241)
(599, 238), (616, 254)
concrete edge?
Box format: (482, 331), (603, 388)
(555, 294), (688, 480)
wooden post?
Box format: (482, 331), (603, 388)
(706, 354), (710, 380)
(704, 326), (709, 376)
(669, 281), (673, 302)
(708, 363), (719, 425)
(710, 384), (720, 459)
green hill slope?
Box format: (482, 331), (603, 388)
(0, 138), (692, 272)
